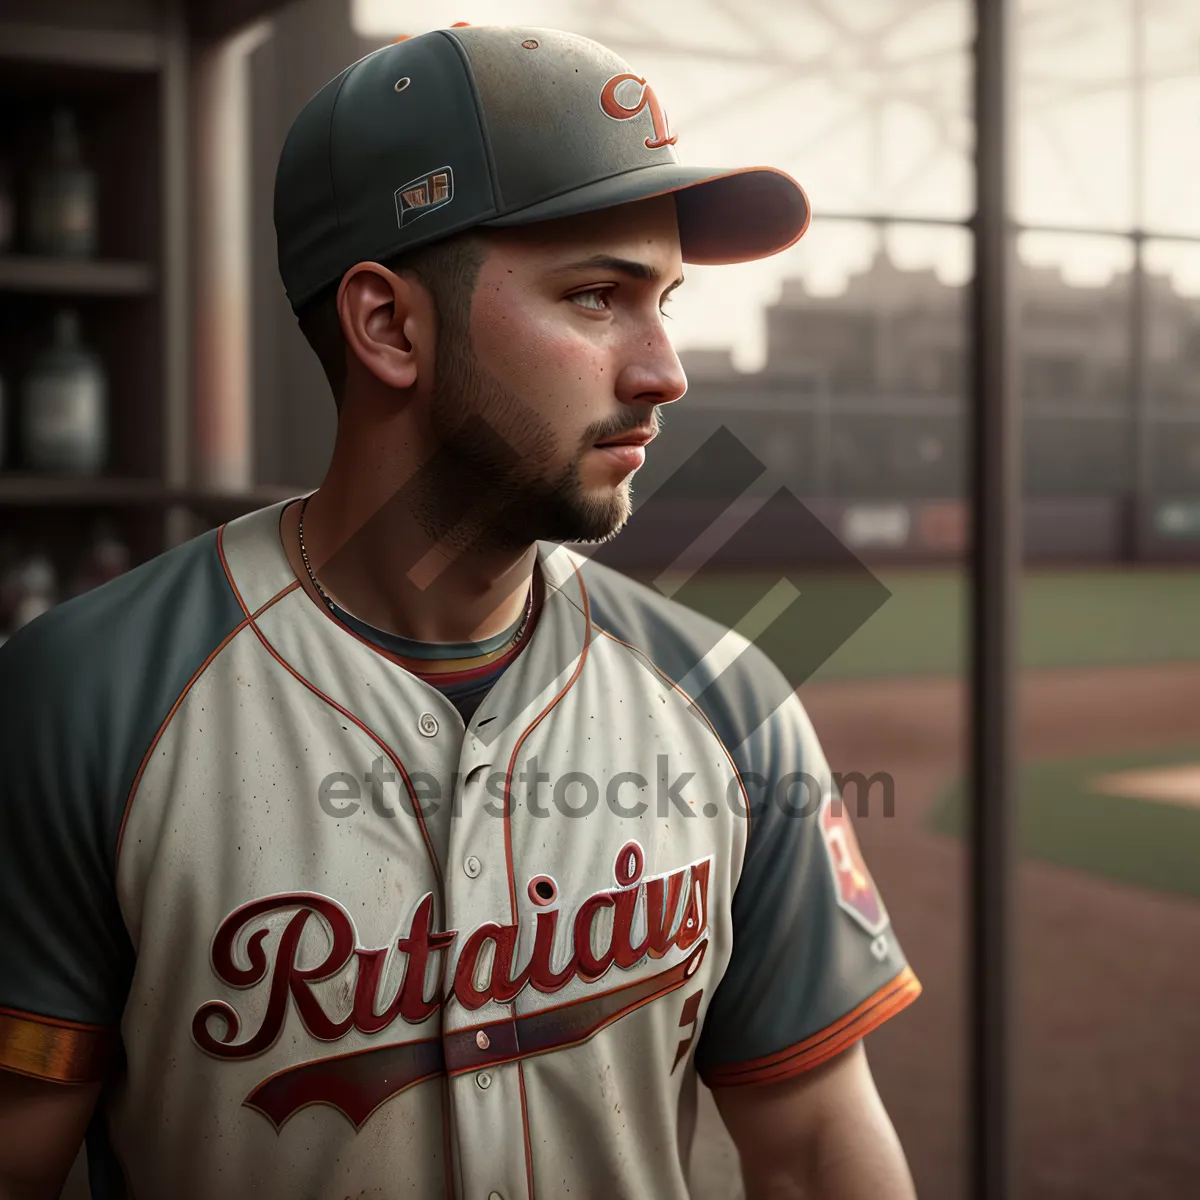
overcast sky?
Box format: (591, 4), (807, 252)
(353, 0), (1200, 371)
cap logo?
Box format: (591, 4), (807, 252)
(599, 73), (677, 149)
(394, 166), (454, 228)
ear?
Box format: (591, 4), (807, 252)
(337, 262), (433, 391)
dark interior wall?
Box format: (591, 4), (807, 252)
(249, 0), (380, 487)
(0, 0), (158, 28)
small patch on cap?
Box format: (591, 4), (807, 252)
(394, 166), (454, 228)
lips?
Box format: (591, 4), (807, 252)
(594, 427), (657, 449)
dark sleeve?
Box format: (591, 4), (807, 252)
(696, 689), (921, 1087)
(0, 609), (132, 1082)
(0, 528), (242, 1083)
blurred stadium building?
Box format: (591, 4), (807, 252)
(642, 249), (1200, 564)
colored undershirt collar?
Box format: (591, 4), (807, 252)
(321, 565), (544, 724)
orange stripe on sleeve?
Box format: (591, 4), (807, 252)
(0, 1007), (115, 1084)
(701, 966), (922, 1088)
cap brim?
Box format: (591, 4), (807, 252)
(480, 163), (810, 265)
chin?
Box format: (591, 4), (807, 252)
(496, 475), (633, 548)
(568, 484), (634, 545)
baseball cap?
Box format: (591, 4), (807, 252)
(275, 23), (811, 312)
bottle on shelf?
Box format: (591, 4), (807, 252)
(19, 309), (109, 475)
(4, 552), (58, 636)
(26, 108), (98, 258)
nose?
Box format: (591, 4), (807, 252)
(613, 322), (688, 410)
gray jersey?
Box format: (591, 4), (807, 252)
(0, 499), (919, 1199)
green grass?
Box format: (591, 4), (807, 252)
(927, 744), (1200, 900)
(654, 567), (1200, 682)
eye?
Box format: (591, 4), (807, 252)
(569, 287), (675, 319)
(569, 288), (610, 311)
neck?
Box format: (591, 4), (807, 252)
(283, 446), (537, 645)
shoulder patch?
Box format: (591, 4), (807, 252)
(819, 796), (889, 937)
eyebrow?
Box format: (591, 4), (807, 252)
(554, 254), (685, 294)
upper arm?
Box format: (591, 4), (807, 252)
(695, 688), (921, 1089)
(712, 1039), (874, 1159)
(0, 529), (243, 1077)
(0, 620), (130, 1084)
(712, 1040), (917, 1199)
(0, 534), (243, 1194)
(0, 620), (127, 1194)
(0, 611), (135, 1195)
(0, 1072), (100, 1199)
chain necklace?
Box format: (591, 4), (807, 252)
(297, 496), (339, 615)
(298, 496), (534, 649)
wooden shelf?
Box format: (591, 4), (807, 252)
(0, 256), (155, 296)
(0, 1), (308, 576)
(0, 475), (165, 505)
(0, 475), (300, 515)
(0, 22), (163, 72)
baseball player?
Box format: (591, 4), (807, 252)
(0, 25), (921, 1200)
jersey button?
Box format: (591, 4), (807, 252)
(476, 1071), (492, 1089)
(464, 855), (482, 878)
(418, 712), (439, 737)
(488, 1193), (504, 1200)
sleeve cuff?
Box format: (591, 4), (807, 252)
(0, 1005), (115, 1084)
(700, 965), (922, 1088)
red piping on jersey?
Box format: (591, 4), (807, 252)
(499, 563), (592, 926)
(592, 625), (753, 838)
(496, 558), (592, 1200)
(214, 525), (447, 898)
(113, 574), (297, 868)
(700, 965), (922, 1087)
(518, 1063), (536, 1199)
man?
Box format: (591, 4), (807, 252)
(0, 24), (921, 1200)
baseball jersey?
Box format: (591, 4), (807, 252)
(0, 498), (920, 1200)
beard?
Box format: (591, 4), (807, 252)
(408, 320), (641, 555)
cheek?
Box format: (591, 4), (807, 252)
(470, 293), (612, 410)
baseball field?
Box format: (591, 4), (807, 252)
(681, 566), (1200, 1200)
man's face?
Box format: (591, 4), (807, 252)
(424, 194), (688, 550)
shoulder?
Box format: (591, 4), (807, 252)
(1, 527), (240, 700)
(0, 528), (247, 834)
(558, 546), (807, 770)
